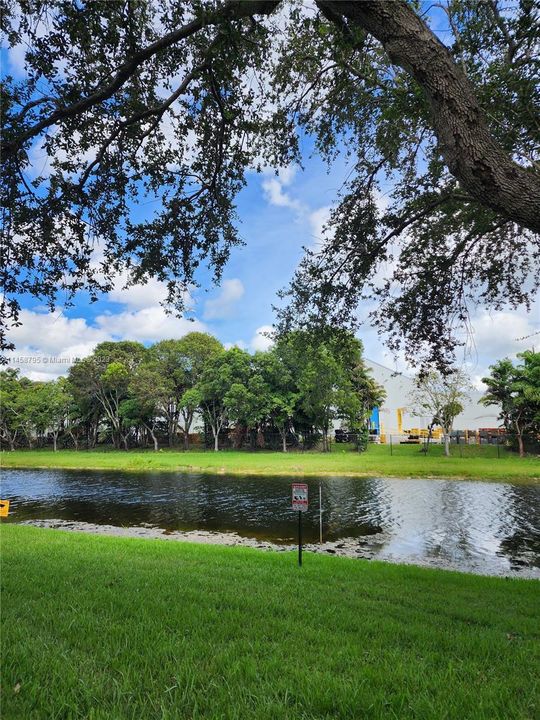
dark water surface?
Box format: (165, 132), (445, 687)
(2, 469), (539, 576)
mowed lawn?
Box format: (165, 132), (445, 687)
(1, 525), (539, 719)
(2, 444), (539, 481)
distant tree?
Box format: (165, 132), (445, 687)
(146, 340), (187, 447)
(65, 375), (101, 449)
(410, 369), (471, 456)
(276, 330), (383, 451)
(56, 377), (86, 450)
(196, 347), (252, 451)
(175, 333), (223, 448)
(343, 368), (386, 449)
(148, 334), (223, 447)
(13, 378), (39, 448)
(297, 345), (344, 452)
(178, 387), (203, 449)
(0, 369), (23, 450)
(68, 341), (146, 449)
(253, 350), (297, 452)
(127, 364), (171, 451)
(36, 380), (72, 451)
(481, 351), (540, 457)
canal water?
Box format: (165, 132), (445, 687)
(2, 469), (539, 577)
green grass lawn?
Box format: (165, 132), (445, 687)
(1, 525), (538, 719)
(2, 444), (538, 482)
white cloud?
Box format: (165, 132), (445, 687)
(6, 298), (207, 379)
(95, 306), (206, 343)
(107, 273), (170, 309)
(250, 325), (274, 352)
(467, 308), (539, 361)
(203, 279), (245, 320)
(374, 189), (390, 214)
(224, 340), (248, 350)
(6, 309), (110, 380)
(27, 130), (96, 180)
(274, 165), (297, 186)
(7, 44), (26, 77)
(461, 304), (540, 388)
(7, 309), (107, 356)
(261, 165), (306, 215)
(261, 177), (304, 212)
(308, 206), (333, 249)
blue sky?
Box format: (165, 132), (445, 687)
(3, 3), (539, 385)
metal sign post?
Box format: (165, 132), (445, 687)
(319, 482), (323, 544)
(298, 510), (303, 566)
(292, 483), (308, 566)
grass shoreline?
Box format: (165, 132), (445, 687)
(1, 524), (538, 719)
(13, 519), (540, 578)
(2, 445), (539, 482)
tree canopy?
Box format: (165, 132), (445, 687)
(481, 350), (540, 456)
(2, 0), (539, 365)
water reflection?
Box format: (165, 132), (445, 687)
(2, 469), (539, 576)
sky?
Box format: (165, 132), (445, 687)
(3, 4), (539, 387)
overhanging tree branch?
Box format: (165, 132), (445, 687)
(2, 0), (280, 160)
(317, 0), (540, 233)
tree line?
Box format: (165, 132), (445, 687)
(0, 330), (385, 453)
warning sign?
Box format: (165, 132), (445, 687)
(292, 483), (308, 512)
(0, 500), (10, 517)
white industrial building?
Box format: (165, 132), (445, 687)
(366, 359), (500, 440)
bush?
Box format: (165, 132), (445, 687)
(356, 426), (369, 452)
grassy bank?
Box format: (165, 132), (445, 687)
(1, 525), (538, 719)
(2, 444), (538, 481)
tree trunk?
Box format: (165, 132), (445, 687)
(517, 433), (524, 458)
(323, 424), (330, 453)
(282, 432), (287, 453)
(181, 414), (193, 451)
(90, 423), (98, 449)
(319, 0), (540, 232)
(214, 432), (219, 452)
(53, 434), (58, 452)
(444, 434), (450, 457)
(147, 427), (159, 452)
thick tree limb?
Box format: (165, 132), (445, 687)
(318, 0), (540, 233)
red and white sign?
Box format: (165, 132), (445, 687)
(292, 483), (308, 512)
